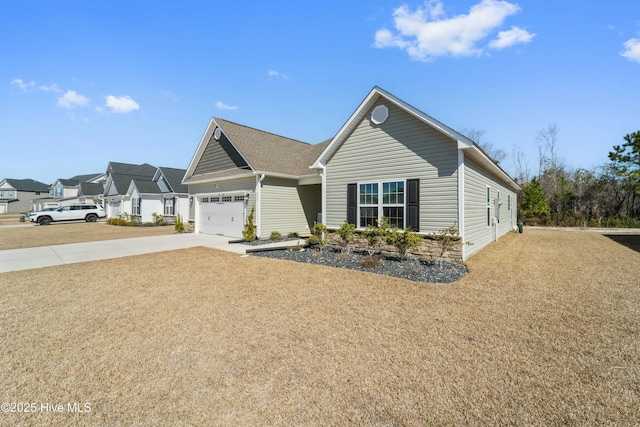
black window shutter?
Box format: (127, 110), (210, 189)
(346, 183), (357, 225)
(406, 179), (419, 231)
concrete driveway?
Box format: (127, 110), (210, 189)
(0, 234), (245, 274)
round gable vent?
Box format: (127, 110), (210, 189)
(214, 127), (222, 140)
(371, 104), (389, 125)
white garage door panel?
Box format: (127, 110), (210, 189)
(199, 201), (244, 237)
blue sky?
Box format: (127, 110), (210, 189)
(2, 0), (639, 185)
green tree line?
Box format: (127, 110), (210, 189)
(517, 129), (640, 228)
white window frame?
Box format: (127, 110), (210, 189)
(163, 197), (175, 216)
(132, 197), (140, 215)
(357, 179), (406, 229)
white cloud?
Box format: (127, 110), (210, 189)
(621, 38), (640, 63)
(57, 90), (90, 109)
(268, 69), (289, 80)
(10, 78), (35, 91)
(161, 90), (179, 102)
(489, 26), (535, 49)
(374, 0), (531, 61)
(215, 101), (238, 111)
(103, 95), (140, 113)
(38, 83), (62, 93)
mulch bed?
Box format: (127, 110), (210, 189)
(252, 245), (467, 283)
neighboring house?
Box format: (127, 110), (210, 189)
(183, 86), (520, 260)
(0, 178), (50, 213)
(182, 119), (328, 238)
(125, 167), (189, 223)
(47, 174), (106, 208)
(103, 162), (157, 218)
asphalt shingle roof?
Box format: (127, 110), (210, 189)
(132, 179), (162, 194)
(158, 167), (188, 193)
(4, 179), (50, 192)
(215, 118), (330, 177)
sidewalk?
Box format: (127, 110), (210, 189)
(0, 234), (305, 274)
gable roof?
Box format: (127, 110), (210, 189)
(79, 182), (105, 196)
(104, 162), (157, 195)
(2, 178), (50, 192)
(184, 118), (328, 183)
(156, 167), (188, 194)
(69, 173), (104, 183)
(312, 86), (519, 191)
(128, 179), (162, 195)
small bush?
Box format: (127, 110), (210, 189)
(142, 222), (154, 227)
(174, 213), (186, 233)
(307, 235), (322, 247)
(362, 217), (391, 256)
(152, 213), (167, 226)
(290, 245), (303, 252)
(287, 232), (299, 238)
(270, 231), (282, 241)
(309, 222), (327, 249)
(337, 220), (356, 250)
(361, 255), (382, 268)
(434, 223), (459, 258)
(242, 207), (256, 242)
(387, 227), (422, 258)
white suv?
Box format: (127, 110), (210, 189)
(28, 204), (106, 225)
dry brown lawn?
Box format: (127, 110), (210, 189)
(0, 221), (175, 250)
(0, 228), (638, 426)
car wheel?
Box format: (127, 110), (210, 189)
(85, 214), (98, 222)
(38, 216), (51, 225)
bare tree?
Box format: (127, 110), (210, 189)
(535, 123), (561, 188)
(462, 128), (507, 165)
(512, 145), (531, 184)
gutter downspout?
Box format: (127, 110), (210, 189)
(457, 150), (465, 261)
(320, 166), (326, 225)
(256, 174), (265, 238)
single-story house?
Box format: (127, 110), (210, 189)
(0, 178), (51, 213)
(183, 86), (520, 260)
(126, 167), (189, 223)
(103, 162), (157, 218)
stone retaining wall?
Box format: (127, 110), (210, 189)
(326, 232), (463, 263)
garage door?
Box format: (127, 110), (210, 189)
(198, 196), (245, 238)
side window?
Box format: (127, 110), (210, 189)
(486, 187), (491, 227)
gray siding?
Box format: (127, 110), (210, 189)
(193, 133), (250, 176)
(10, 191), (49, 213)
(260, 177), (319, 238)
(464, 156), (517, 258)
(325, 101), (459, 233)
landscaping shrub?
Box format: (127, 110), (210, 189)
(433, 223), (459, 258)
(387, 226), (422, 258)
(270, 231), (282, 240)
(152, 213), (167, 226)
(362, 217), (391, 256)
(361, 254), (382, 268)
(242, 207), (256, 242)
(337, 220), (356, 251)
(308, 222), (327, 249)
(174, 213), (186, 233)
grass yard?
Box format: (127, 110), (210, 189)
(0, 220), (175, 250)
(0, 228), (638, 425)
